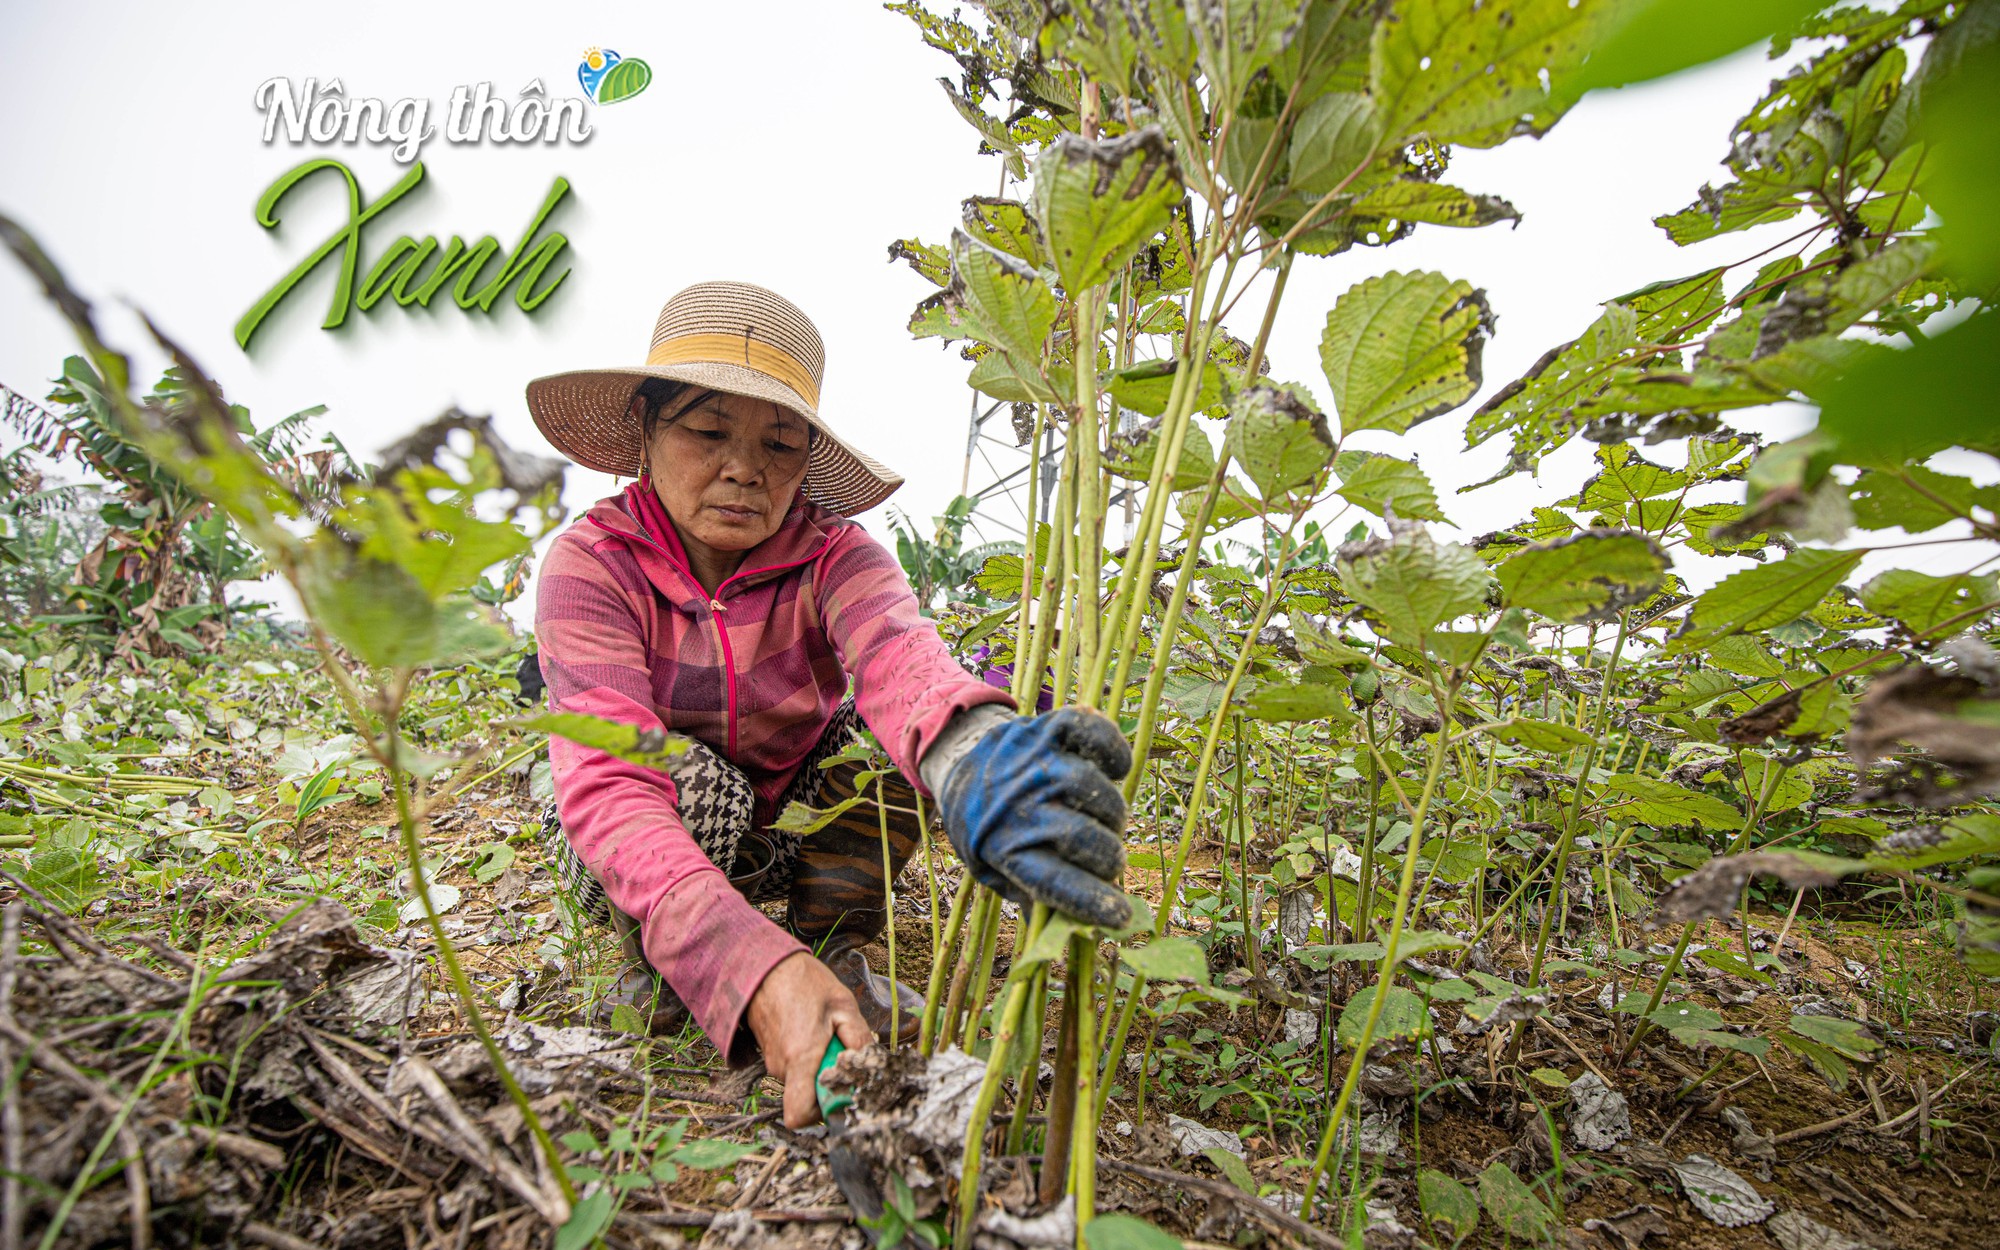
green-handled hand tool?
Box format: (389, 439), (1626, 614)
(817, 1037), (885, 1239)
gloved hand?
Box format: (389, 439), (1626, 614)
(938, 707), (1132, 928)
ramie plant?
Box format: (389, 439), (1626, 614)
(888, 0), (2000, 1239)
(884, 0), (1641, 1232)
(0, 213), (712, 1229)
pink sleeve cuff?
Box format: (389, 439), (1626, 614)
(641, 870), (806, 1065)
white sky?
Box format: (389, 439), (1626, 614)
(1, 2), (1977, 627)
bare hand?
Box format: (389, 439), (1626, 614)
(744, 951), (874, 1128)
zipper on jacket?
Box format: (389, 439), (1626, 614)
(590, 511), (836, 759)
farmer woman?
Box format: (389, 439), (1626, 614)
(526, 281), (1131, 1127)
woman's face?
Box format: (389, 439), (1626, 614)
(638, 389), (812, 554)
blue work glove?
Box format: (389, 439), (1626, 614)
(938, 707), (1133, 928)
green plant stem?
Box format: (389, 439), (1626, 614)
(1071, 290), (1107, 699)
(1096, 542), (1293, 1101)
(1233, 714), (1259, 980)
(1090, 243), (1245, 712)
(963, 889), (1005, 1045)
(877, 775), (900, 1047)
(1040, 953), (1081, 1206)
(922, 874), (977, 1056)
(1620, 759), (1789, 1064)
(957, 904), (1049, 1240)
(1510, 611), (1633, 1061)
(918, 787), (941, 998)
(1302, 674), (1456, 1217)
(1068, 934), (1100, 1223)
(1356, 710), (1383, 934)
(388, 719), (573, 1210)
(443, 738), (542, 799)
(1005, 964), (1048, 1156)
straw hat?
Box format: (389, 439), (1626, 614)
(525, 280), (903, 515)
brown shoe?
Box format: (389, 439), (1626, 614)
(820, 945), (924, 1047)
(597, 910), (691, 1036)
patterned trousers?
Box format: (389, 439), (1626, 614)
(539, 701), (927, 954)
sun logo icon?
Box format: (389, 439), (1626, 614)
(577, 47), (652, 104)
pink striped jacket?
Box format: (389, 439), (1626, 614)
(534, 482), (1011, 1061)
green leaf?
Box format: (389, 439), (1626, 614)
(1017, 911), (1086, 971)
(25, 845), (104, 912)
(1288, 93), (1380, 195)
(1850, 467), (2000, 534)
(1481, 717), (1595, 753)
(609, 1003), (648, 1035)
(469, 841), (515, 884)
(1814, 314), (2000, 463)
(515, 712), (691, 770)
(961, 195), (1045, 267)
(1333, 451), (1446, 522)
(967, 350), (1063, 404)
(1320, 271), (1492, 436)
(1779, 1033), (1852, 1092)
(1866, 814), (2000, 872)
(1201, 1146), (1256, 1193)
(1224, 383), (1337, 501)
(555, 1190), (614, 1250)
(1121, 936), (1209, 984)
(1476, 1161), (1553, 1240)
(1787, 1014), (1880, 1061)
(1032, 127), (1183, 294)
(297, 554), (509, 671)
(1392, 930), (1468, 964)
(1106, 359), (1222, 420)
(1498, 529), (1668, 624)
(1236, 681), (1358, 726)
(1567, 0), (1823, 92)
(1860, 570), (1999, 637)
(1337, 524), (1492, 647)
(1347, 180), (1521, 228)
(1338, 983), (1430, 1047)
(1671, 548), (1864, 652)
(1419, 1168), (1481, 1242)
(1648, 1001), (1723, 1033)
(1694, 947), (1774, 987)
(1675, 1028), (1771, 1057)
(1084, 1213), (1184, 1250)
(1108, 414), (1218, 491)
(1293, 942), (1386, 969)
(1527, 1067), (1572, 1089)
(560, 1130), (598, 1154)
(671, 1139), (759, 1170)
(1602, 775), (1743, 830)
(1373, 0), (1611, 148)
(943, 231), (1056, 360)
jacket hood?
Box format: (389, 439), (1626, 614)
(582, 483), (847, 611)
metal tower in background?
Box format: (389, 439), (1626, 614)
(954, 394), (1143, 548)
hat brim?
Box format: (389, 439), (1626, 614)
(526, 363), (903, 516)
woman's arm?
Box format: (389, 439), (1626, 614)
(536, 530), (806, 1063)
(814, 525), (1016, 787)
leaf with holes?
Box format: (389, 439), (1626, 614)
(1373, 0), (1613, 148)
(1334, 450), (1447, 522)
(1670, 548), (1864, 653)
(1321, 271), (1492, 436)
(1224, 383), (1338, 501)
(1498, 529), (1669, 624)
(1032, 127), (1183, 294)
